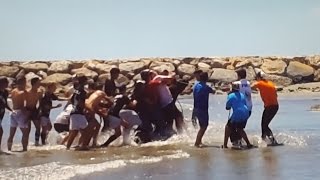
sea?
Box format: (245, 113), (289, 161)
(0, 94), (319, 180)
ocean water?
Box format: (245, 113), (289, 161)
(0, 95), (320, 180)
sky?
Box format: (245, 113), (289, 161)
(0, 0), (319, 60)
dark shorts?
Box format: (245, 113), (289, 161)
(54, 123), (69, 133)
(162, 102), (182, 121)
(227, 120), (246, 130)
(27, 108), (40, 121)
(193, 109), (209, 128)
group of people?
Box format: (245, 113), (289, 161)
(0, 65), (279, 152)
(192, 69), (279, 149)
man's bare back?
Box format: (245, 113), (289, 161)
(11, 88), (27, 110)
(25, 89), (43, 110)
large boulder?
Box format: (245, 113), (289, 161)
(177, 64), (196, 76)
(48, 61), (72, 74)
(20, 63), (49, 73)
(149, 61), (175, 73)
(197, 62), (211, 72)
(286, 61), (314, 78)
(71, 68), (99, 80)
(84, 60), (115, 74)
(211, 58), (230, 68)
(119, 61), (146, 75)
(210, 68), (237, 83)
(306, 55), (320, 68)
(42, 73), (72, 85)
(264, 74), (293, 87)
(0, 66), (20, 77)
(260, 59), (287, 75)
(314, 69), (320, 82)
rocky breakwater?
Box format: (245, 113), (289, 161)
(1, 55), (320, 97)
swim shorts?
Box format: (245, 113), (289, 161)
(69, 114), (88, 130)
(54, 123), (69, 133)
(40, 116), (51, 127)
(227, 120), (247, 130)
(10, 110), (28, 128)
(119, 109), (142, 127)
(104, 115), (122, 129)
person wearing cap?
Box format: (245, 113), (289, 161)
(104, 67), (120, 97)
(0, 77), (12, 151)
(252, 71), (279, 145)
(193, 72), (215, 147)
(230, 68), (253, 146)
(223, 82), (253, 149)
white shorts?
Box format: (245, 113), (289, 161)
(40, 116), (51, 127)
(55, 111), (70, 125)
(119, 110), (142, 127)
(106, 115), (122, 129)
(70, 114), (88, 130)
(10, 110), (28, 128)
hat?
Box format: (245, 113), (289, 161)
(231, 82), (240, 91)
(256, 70), (266, 78)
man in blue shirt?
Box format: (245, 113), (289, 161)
(193, 72), (215, 147)
(191, 70), (203, 127)
(223, 82), (253, 149)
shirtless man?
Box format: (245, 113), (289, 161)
(85, 90), (113, 147)
(0, 77), (12, 150)
(26, 77), (43, 146)
(7, 76), (29, 151)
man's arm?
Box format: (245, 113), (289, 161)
(226, 94), (232, 110)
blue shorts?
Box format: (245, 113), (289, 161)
(193, 109), (209, 128)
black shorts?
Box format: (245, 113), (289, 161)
(54, 123), (69, 133)
(227, 120), (246, 130)
(162, 102), (182, 120)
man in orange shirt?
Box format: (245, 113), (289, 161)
(252, 71), (278, 145)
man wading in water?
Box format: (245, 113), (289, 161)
(0, 77), (12, 151)
(252, 71), (279, 145)
(7, 76), (29, 151)
(26, 77), (43, 146)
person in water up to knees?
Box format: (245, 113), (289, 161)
(38, 83), (62, 145)
(0, 77), (12, 151)
(7, 76), (29, 151)
(193, 72), (215, 148)
(252, 71), (279, 145)
(66, 75), (91, 150)
(223, 82), (253, 149)
(26, 77), (43, 146)
(230, 68), (253, 146)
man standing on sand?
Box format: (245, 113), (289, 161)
(7, 76), (29, 151)
(104, 68), (120, 97)
(0, 77), (12, 151)
(26, 77), (43, 146)
(193, 72), (215, 148)
(252, 71), (279, 145)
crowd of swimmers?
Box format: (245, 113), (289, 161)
(0, 66), (280, 151)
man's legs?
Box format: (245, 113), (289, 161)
(20, 127), (29, 151)
(7, 127), (16, 151)
(261, 105), (279, 142)
(100, 126), (121, 147)
(66, 130), (79, 149)
(195, 126), (207, 147)
(33, 119), (41, 146)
